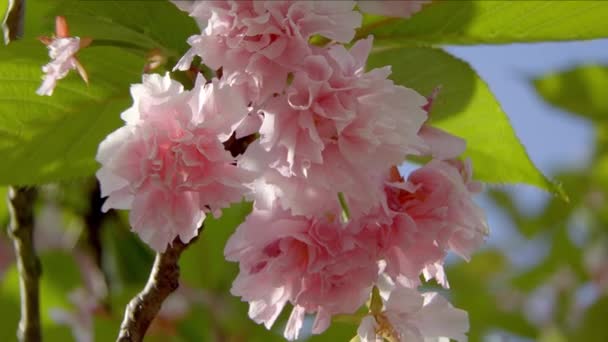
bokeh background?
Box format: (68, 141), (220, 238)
(1, 3), (608, 342)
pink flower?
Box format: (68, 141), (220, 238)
(384, 159), (488, 282)
(417, 125), (466, 160)
(416, 87), (467, 160)
(357, 286), (469, 342)
(37, 16), (91, 96)
(224, 206), (381, 340)
(357, 0), (432, 18)
(96, 73), (252, 252)
(241, 37), (428, 219)
(173, 0), (362, 101)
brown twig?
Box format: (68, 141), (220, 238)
(116, 234), (200, 342)
(7, 186), (41, 342)
(84, 181), (105, 279)
(2, 0), (25, 44)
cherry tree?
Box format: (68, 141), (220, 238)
(1, 1), (606, 341)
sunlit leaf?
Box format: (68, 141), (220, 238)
(368, 47), (565, 198)
(52, 0), (197, 58)
(101, 214), (154, 288)
(361, 1), (608, 46)
(0, 41), (141, 185)
(180, 201), (252, 291)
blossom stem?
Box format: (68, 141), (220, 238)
(7, 186), (41, 342)
(116, 232), (200, 342)
(338, 192), (351, 222)
(1, 0), (25, 44)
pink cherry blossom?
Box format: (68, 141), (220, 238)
(173, 0), (362, 101)
(96, 73), (252, 252)
(357, 0), (432, 19)
(37, 37), (83, 96)
(357, 286), (469, 342)
(224, 206), (382, 340)
(417, 125), (466, 160)
(383, 159), (488, 286)
(37, 16), (90, 96)
(415, 87), (467, 160)
(240, 37), (428, 219)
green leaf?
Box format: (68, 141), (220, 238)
(180, 201), (252, 291)
(20, 0), (60, 40)
(572, 295), (608, 341)
(0, 41), (142, 185)
(0, 0), (7, 24)
(534, 64), (608, 122)
(368, 47), (564, 198)
(52, 0), (197, 58)
(307, 321), (358, 342)
(14, 0), (196, 58)
(361, 1), (608, 46)
(101, 214), (155, 288)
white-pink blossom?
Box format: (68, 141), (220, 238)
(173, 0), (362, 101)
(37, 16), (90, 96)
(415, 87), (467, 160)
(357, 286), (469, 342)
(357, 0), (432, 19)
(241, 37), (428, 219)
(37, 37), (84, 96)
(382, 159), (488, 287)
(224, 206), (382, 340)
(96, 73), (252, 252)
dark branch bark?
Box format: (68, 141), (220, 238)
(7, 186), (41, 342)
(116, 234), (200, 342)
(2, 0), (25, 44)
(84, 182), (105, 274)
(83, 180), (112, 308)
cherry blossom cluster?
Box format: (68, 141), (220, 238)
(87, 0), (488, 341)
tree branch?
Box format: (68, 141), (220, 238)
(2, 0), (25, 45)
(116, 233), (200, 342)
(83, 180), (112, 309)
(7, 186), (41, 342)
